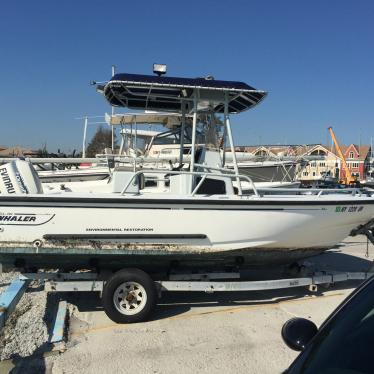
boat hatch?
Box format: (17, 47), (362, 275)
(99, 73), (267, 113)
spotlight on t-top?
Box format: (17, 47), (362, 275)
(153, 63), (167, 76)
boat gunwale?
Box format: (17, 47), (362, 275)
(0, 195), (374, 207)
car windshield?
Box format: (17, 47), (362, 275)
(288, 278), (374, 374)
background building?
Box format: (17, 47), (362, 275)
(340, 145), (371, 180)
(234, 143), (372, 184)
(297, 145), (341, 183)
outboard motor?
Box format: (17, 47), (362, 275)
(0, 160), (43, 194)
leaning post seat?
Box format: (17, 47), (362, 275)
(0, 160), (43, 194)
(111, 168), (144, 194)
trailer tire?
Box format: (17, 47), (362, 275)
(102, 268), (157, 323)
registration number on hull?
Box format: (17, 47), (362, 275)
(335, 206), (364, 213)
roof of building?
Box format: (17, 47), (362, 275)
(0, 146), (38, 157)
(339, 144), (371, 160)
(232, 143), (372, 161)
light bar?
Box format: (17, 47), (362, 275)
(153, 63), (167, 76)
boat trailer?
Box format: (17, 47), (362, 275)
(1, 218), (374, 331)
(350, 218), (374, 244)
(1, 269), (373, 343)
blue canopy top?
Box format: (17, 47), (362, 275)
(100, 73), (267, 114)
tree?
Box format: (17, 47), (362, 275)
(86, 126), (116, 157)
(37, 143), (49, 157)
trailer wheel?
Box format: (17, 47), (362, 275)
(102, 268), (157, 323)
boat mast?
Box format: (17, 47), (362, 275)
(179, 102), (186, 166)
(224, 92), (242, 195)
(189, 92), (198, 192)
(221, 121), (227, 167)
(134, 116), (138, 171)
(82, 115), (88, 158)
(111, 65), (116, 153)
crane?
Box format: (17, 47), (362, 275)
(328, 126), (357, 186)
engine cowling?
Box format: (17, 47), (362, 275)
(0, 160), (43, 194)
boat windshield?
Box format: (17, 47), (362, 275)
(152, 132), (180, 145)
(151, 127), (206, 147)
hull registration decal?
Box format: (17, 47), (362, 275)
(335, 206), (364, 213)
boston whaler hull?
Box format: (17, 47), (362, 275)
(0, 193), (373, 270)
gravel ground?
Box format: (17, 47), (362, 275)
(0, 272), (54, 361)
(0, 236), (372, 373)
(0, 271), (20, 294)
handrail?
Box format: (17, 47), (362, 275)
(96, 154), (189, 164)
(194, 162), (260, 195)
(191, 174), (207, 196)
(194, 163), (235, 173)
(157, 146), (190, 155)
(120, 169), (260, 197)
(249, 187), (364, 196)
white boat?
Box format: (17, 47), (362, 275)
(361, 159), (374, 189)
(105, 112), (301, 186)
(28, 111), (301, 186)
(36, 164), (110, 182)
(0, 71), (373, 272)
(39, 113), (300, 190)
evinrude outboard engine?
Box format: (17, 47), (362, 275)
(0, 160), (43, 194)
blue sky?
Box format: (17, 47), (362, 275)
(0, 0), (373, 152)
